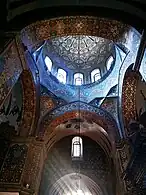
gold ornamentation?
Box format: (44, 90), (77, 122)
(21, 16), (129, 50)
(40, 110), (117, 146)
(122, 70), (139, 135)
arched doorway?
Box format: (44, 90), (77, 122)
(39, 136), (116, 195)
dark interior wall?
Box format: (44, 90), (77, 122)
(0, 79), (23, 132)
(6, 2), (146, 32)
(0, 79), (23, 170)
(0, 138), (9, 170)
(39, 135), (115, 195)
(136, 78), (146, 117)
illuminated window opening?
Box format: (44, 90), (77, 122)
(57, 68), (67, 84)
(91, 69), (101, 82)
(107, 56), (114, 70)
(74, 73), (83, 85)
(45, 56), (52, 72)
(71, 137), (83, 158)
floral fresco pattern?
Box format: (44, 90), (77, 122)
(21, 16), (129, 51)
(0, 40), (23, 107)
(122, 70), (139, 135)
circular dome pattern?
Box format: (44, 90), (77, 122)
(51, 35), (114, 70)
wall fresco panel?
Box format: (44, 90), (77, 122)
(122, 70), (139, 135)
(0, 40), (23, 108)
(0, 144), (28, 183)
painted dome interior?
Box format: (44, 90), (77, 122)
(50, 35), (113, 71)
(33, 35), (117, 86)
(31, 22), (141, 103)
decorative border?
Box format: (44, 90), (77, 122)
(122, 70), (139, 135)
(39, 102), (119, 142)
(18, 70), (36, 136)
(20, 16), (129, 50)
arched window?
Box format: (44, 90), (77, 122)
(106, 56), (114, 70)
(71, 136), (83, 158)
(91, 69), (101, 82)
(74, 73), (83, 85)
(45, 56), (52, 72)
(57, 68), (67, 84)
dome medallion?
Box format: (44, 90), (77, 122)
(50, 35), (114, 71)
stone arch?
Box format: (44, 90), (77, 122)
(20, 16), (129, 51)
(38, 102), (119, 158)
(39, 136), (116, 195)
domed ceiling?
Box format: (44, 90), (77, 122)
(49, 35), (114, 71)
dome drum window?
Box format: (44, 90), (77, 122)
(57, 68), (67, 84)
(106, 56), (114, 70)
(45, 56), (52, 72)
(42, 36), (115, 85)
(91, 69), (101, 83)
(74, 73), (84, 86)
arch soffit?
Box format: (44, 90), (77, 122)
(40, 102), (118, 133)
(45, 128), (112, 161)
(42, 128), (114, 174)
(39, 102), (119, 154)
(20, 16), (129, 51)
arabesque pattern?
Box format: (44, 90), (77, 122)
(21, 16), (129, 50)
(39, 102), (119, 142)
(122, 70), (139, 135)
